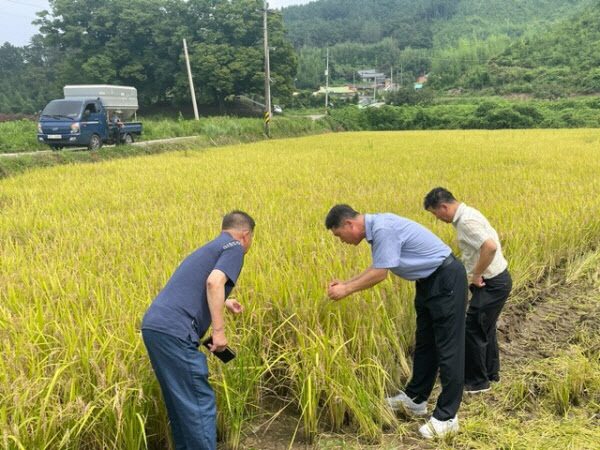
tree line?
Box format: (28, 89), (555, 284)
(283, 0), (595, 96)
(2, 0), (599, 115)
(443, 0), (600, 98)
(0, 0), (296, 114)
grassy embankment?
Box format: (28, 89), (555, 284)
(0, 115), (331, 178)
(1, 129), (600, 449)
(0, 115), (330, 154)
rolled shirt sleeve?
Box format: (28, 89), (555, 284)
(459, 219), (490, 250)
(214, 242), (245, 285)
(454, 204), (508, 279)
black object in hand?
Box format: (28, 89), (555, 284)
(201, 336), (236, 363)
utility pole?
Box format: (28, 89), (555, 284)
(183, 39), (199, 120)
(325, 48), (329, 114)
(263, 0), (272, 137)
(373, 76), (377, 102)
(400, 63), (403, 88)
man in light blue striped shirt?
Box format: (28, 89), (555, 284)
(325, 204), (468, 439)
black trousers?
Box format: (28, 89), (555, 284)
(405, 256), (468, 421)
(110, 124), (120, 143)
(465, 269), (512, 386)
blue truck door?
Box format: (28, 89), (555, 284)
(81, 101), (106, 142)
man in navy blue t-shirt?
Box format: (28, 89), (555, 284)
(325, 204), (467, 439)
(142, 210), (255, 450)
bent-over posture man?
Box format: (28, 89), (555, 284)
(425, 187), (512, 393)
(325, 204), (467, 438)
(141, 211), (254, 449)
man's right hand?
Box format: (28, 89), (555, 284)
(209, 331), (228, 352)
(328, 283), (350, 301)
(328, 279), (343, 289)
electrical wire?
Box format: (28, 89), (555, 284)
(1, 0), (48, 8)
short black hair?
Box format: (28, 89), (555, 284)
(423, 187), (457, 210)
(222, 210), (255, 231)
(325, 204), (359, 229)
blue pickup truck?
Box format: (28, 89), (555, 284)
(37, 85), (142, 150)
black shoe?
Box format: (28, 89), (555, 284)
(465, 381), (491, 394)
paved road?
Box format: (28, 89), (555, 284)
(0, 135), (203, 158)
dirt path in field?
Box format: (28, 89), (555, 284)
(500, 277), (600, 366)
(0, 135), (203, 158)
(223, 266), (600, 450)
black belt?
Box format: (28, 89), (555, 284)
(422, 253), (456, 281)
(439, 253), (456, 269)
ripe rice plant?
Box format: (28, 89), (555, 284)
(1, 129), (600, 448)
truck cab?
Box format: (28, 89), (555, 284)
(37, 85), (142, 150)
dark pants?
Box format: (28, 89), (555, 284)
(110, 124), (120, 143)
(405, 255), (468, 421)
(465, 269), (512, 387)
(142, 329), (216, 450)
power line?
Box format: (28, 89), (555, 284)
(0, 10), (38, 19)
(1, 0), (47, 8)
(425, 54), (566, 64)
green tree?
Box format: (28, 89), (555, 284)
(35, 0), (297, 107)
(0, 40), (60, 114)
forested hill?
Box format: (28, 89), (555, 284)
(447, 0), (600, 96)
(430, 0), (592, 48)
(283, 0), (451, 49)
(285, 0), (597, 95)
(282, 0), (590, 49)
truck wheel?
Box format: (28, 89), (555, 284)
(88, 134), (102, 150)
(123, 133), (134, 145)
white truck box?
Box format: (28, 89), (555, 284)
(63, 85), (138, 119)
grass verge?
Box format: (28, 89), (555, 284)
(0, 117), (331, 179)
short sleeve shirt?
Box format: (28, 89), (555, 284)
(452, 203), (507, 279)
(365, 213), (451, 280)
(141, 232), (245, 343)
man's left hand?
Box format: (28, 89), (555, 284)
(225, 298), (244, 314)
(470, 273), (485, 287)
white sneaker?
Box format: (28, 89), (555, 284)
(385, 391), (428, 416)
(419, 415), (459, 439)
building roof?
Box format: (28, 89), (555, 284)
(360, 72), (386, 80)
(314, 85), (358, 95)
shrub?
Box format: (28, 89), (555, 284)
(385, 87), (434, 106)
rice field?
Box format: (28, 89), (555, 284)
(1, 129), (600, 449)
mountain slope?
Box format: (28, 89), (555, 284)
(284, 0), (596, 95)
(446, 1), (600, 96)
(282, 0), (590, 50)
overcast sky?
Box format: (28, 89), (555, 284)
(0, 0), (314, 47)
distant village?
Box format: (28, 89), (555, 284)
(312, 69), (428, 106)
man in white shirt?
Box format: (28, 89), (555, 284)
(424, 187), (512, 394)
(109, 111), (124, 143)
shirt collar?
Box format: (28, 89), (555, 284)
(452, 203), (466, 225)
(365, 214), (374, 243)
